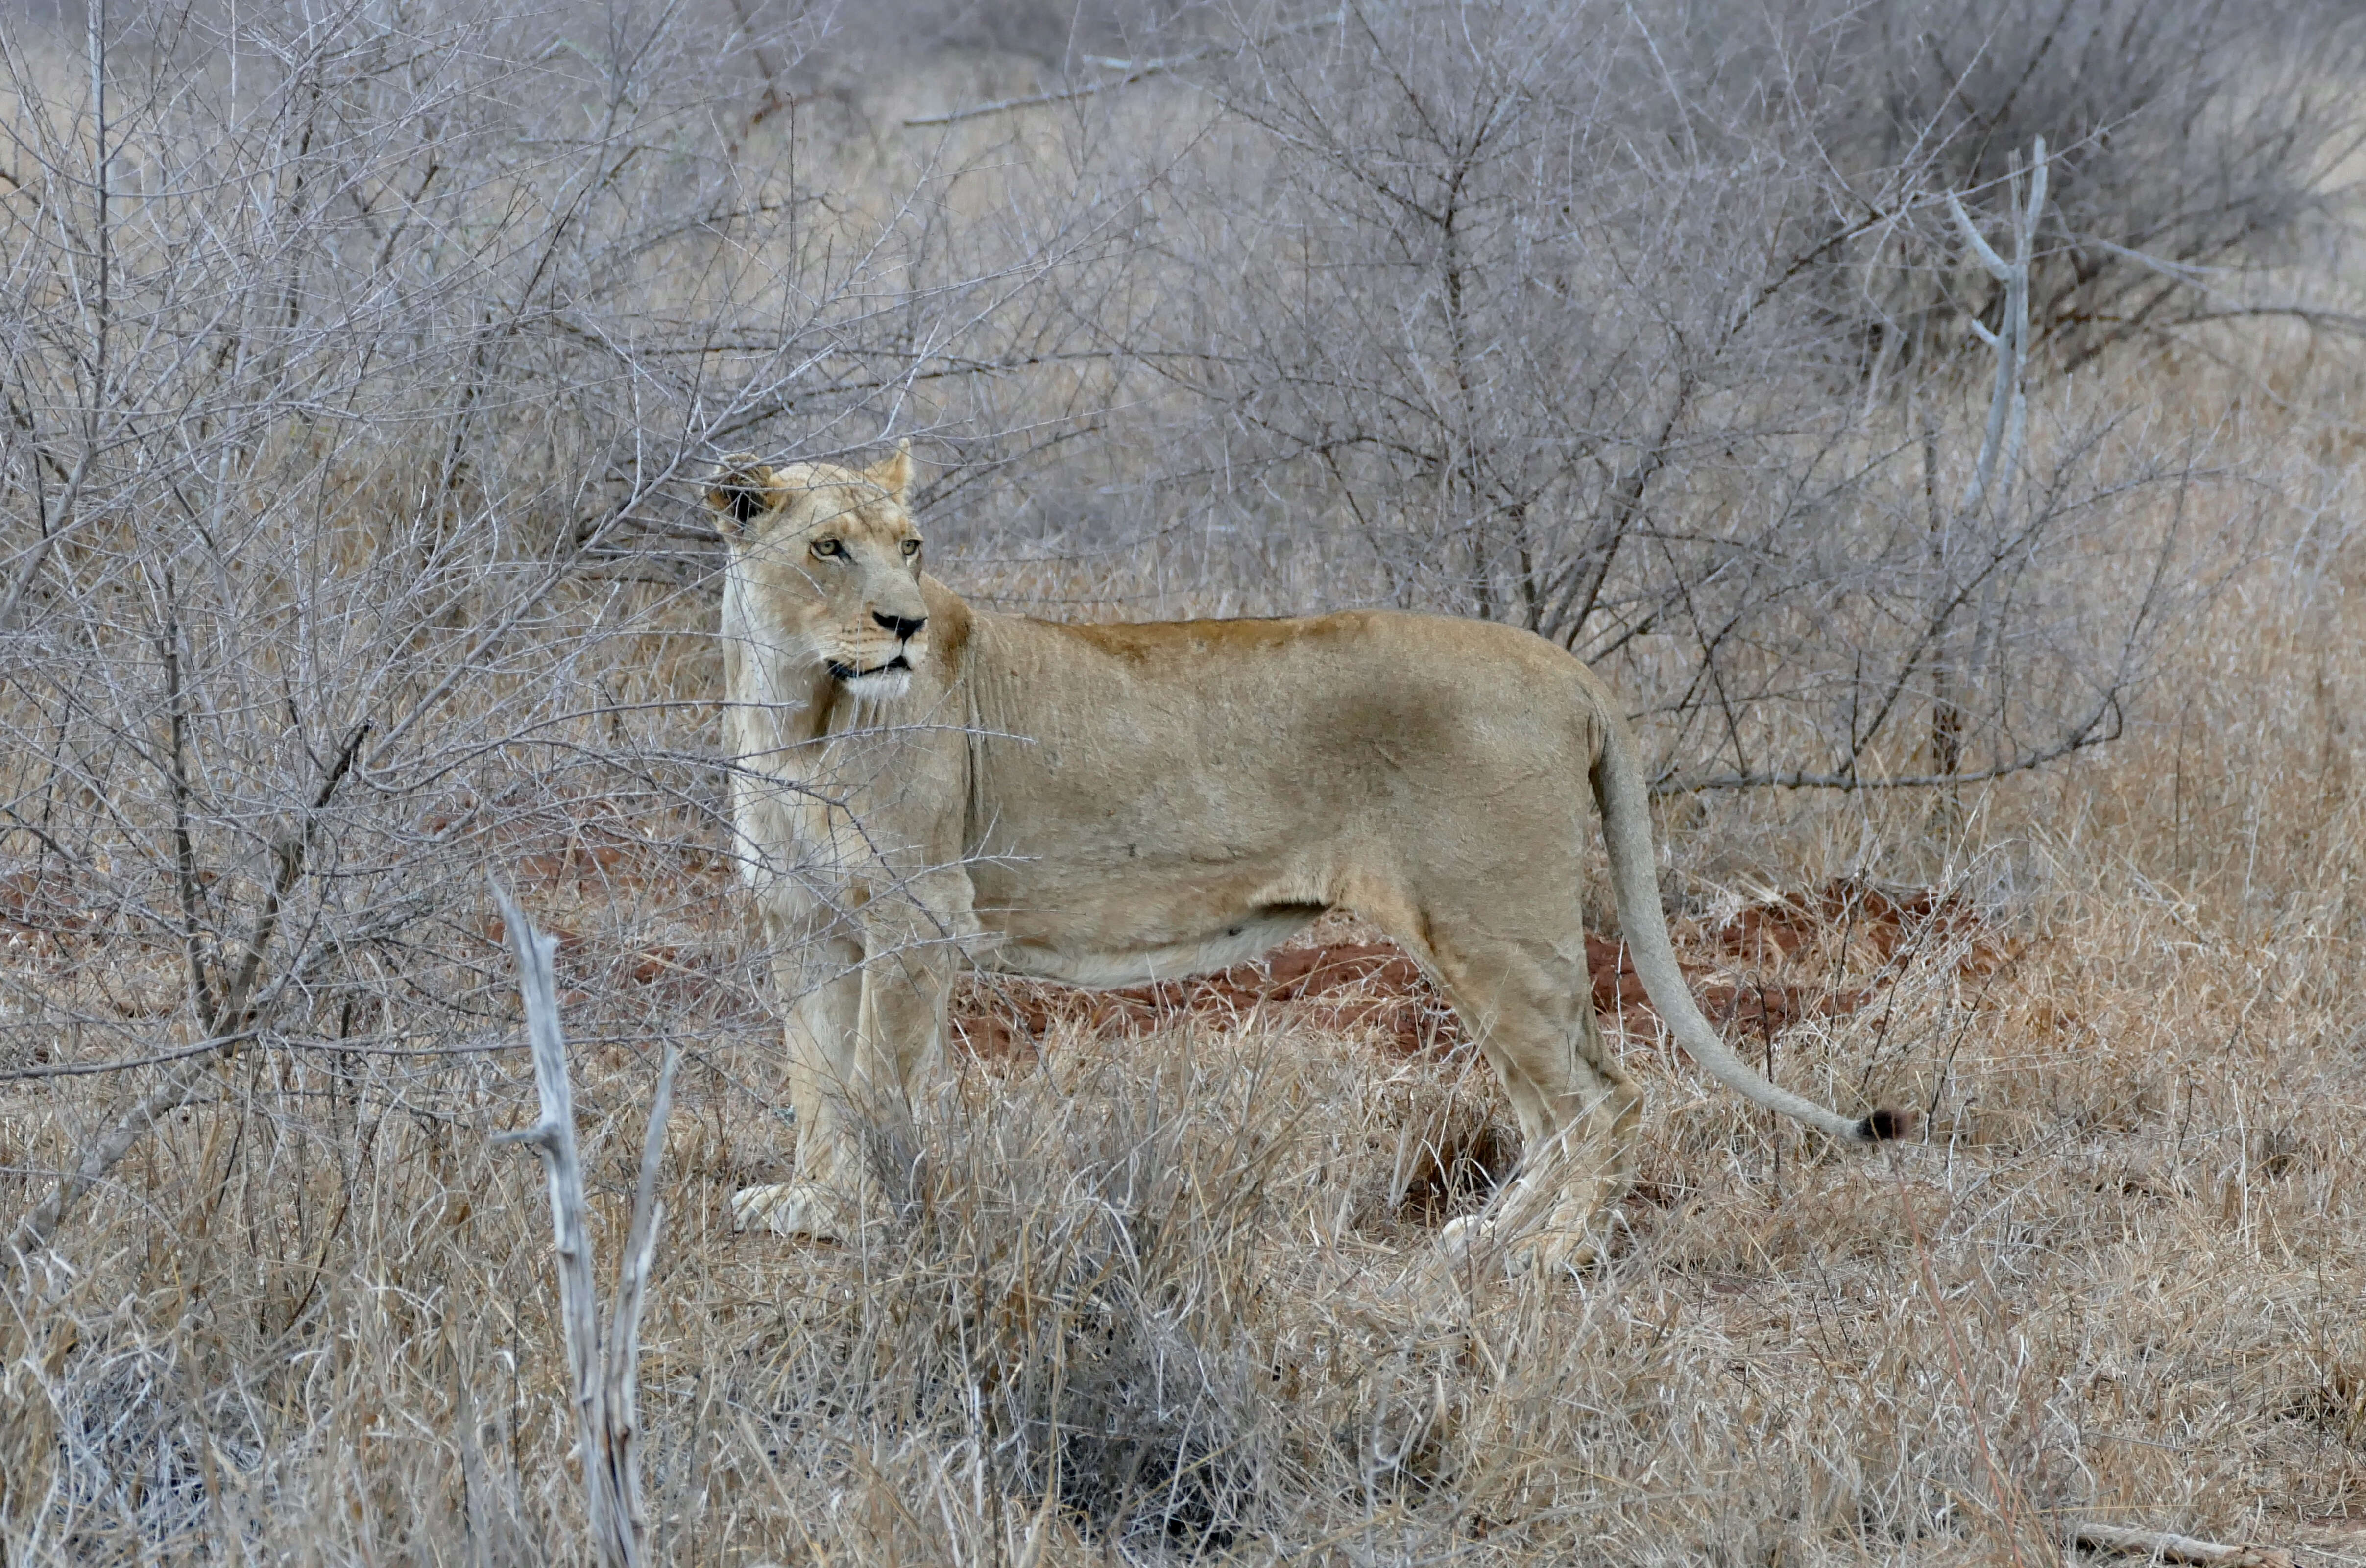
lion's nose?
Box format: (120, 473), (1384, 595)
(873, 610), (926, 640)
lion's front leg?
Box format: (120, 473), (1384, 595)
(856, 861), (976, 1114)
(733, 872), (973, 1242)
(845, 917), (962, 1203)
(731, 917), (873, 1242)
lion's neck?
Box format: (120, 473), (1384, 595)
(720, 592), (833, 781)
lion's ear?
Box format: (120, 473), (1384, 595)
(706, 454), (782, 540)
(868, 438), (913, 505)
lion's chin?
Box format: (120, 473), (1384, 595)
(828, 658), (914, 701)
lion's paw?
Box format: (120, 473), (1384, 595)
(1432, 1214), (1509, 1281)
(1510, 1236), (1600, 1278)
(1434, 1213), (1602, 1280)
(730, 1182), (852, 1242)
(1437, 1214), (1495, 1256)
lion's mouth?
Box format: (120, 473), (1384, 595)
(826, 654), (912, 682)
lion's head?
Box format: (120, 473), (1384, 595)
(708, 444), (930, 701)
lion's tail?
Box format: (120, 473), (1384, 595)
(1590, 709), (1908, 1147)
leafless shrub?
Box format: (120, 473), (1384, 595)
(1803, 0), (2366, 369)
(1094, 0), (2294, 796)
(0, 0), (1141, 1250)
(816, 0), (1200, 72)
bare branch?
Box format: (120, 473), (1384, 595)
(490, 876), (667, 1568)
(902, 16), (1338, 128)
(2072, 1523), (2294, 1568)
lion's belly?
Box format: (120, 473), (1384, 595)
(973, 899), (1325, 988)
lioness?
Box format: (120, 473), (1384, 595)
(712, 446), (1904, 1269)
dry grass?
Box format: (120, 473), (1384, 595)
(5, 829), (2364, 1565)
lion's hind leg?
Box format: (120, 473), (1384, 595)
(1438, 1065), (1640, 1277)
(1399, 921), (1642, 1279)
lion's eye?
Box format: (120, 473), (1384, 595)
(900, 539), (921, 559)
(811, 538), (846, 560)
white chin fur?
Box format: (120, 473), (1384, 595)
(837, 669), (912, 701)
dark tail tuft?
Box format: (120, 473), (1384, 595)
(1856, 1107), (1911, 1143)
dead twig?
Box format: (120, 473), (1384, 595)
(902, 16), (1336, 128)
(490, 875), (676, 1568)
(2072, 1523), (2294, 1568)
(5, 1051), (232, 1286)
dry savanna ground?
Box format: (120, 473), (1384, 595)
(5, 22), (2366, 1568)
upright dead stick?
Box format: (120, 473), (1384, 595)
(491, 876), (677, 1568)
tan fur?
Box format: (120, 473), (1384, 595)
(711, 449), (1898, 1270)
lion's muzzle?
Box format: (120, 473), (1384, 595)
(824, 607), (927, 693)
